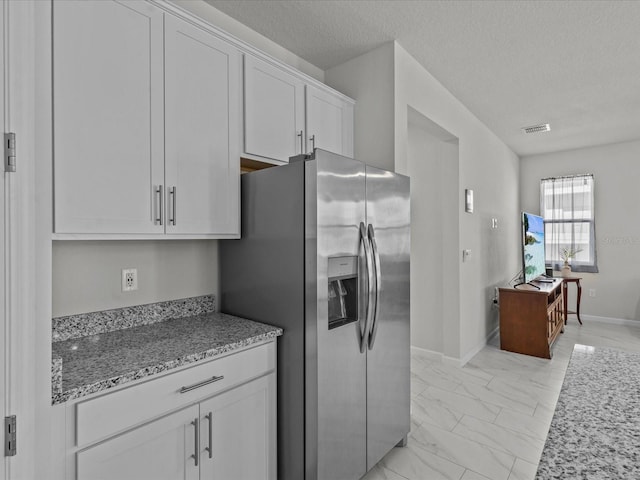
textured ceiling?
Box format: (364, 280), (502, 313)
(205, 0), (640, 157)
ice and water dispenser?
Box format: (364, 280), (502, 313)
(327, 256), (358, 330)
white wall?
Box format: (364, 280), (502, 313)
(327, 42), (520, 362)
(52, 241), (219, 317)
(394, 43), (520, 361)
(325, 42), (395, 170)
(521, 140), (640, 322)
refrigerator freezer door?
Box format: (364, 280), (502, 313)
(365, 165), (411, 470)
(307, 152), (368, 480)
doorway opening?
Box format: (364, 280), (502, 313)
(407, 107), (460, 359)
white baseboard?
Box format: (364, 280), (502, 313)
(409, 345), (465, 367)
(442, 355), (462, 368)
(459, 326), (500, 367)
(410, 345), (443, 361)
(409, 345), (461, 367)
(581, 314), (640, 328)
(410, 326), (501, 368)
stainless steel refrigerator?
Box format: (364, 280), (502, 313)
(221, 149), (410, 480)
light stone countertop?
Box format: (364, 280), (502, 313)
(51, 296), (282, 405)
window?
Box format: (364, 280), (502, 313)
(540, 174), (598, 273)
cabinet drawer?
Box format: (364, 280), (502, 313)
(75, 341), (275, 447)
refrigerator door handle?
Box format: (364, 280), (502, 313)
(360, 222), (374, 353)
(367, 223), (382, 350)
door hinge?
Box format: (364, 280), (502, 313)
(4, 132), (16, 173)
(4, 415), (17, 457)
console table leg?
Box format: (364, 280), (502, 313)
(576, 282), (583, 324)
(563, 281), (568, 325)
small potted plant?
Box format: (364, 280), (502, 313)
(560, 246), (583, 277)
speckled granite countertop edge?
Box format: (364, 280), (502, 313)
(51, 329), (281, 405)
(51, 295), (283, 406)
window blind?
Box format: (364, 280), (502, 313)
(540, 174), (598, 273)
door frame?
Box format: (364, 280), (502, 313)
(3, 1), (53, 479)
(1, 0), (7, 478)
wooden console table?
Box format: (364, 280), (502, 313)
(562, 277), (582, 325)
(499, 279), (564, 359)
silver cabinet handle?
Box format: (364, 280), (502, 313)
(155, 185), (163, 225)
(179, 375), (224, 394)
(367, 224), (382, 350)
(359, 222), (374, 354)
(297, 130), (304, 154)
(191, 418), (199, 467)
(205, 412), (213, 459)
(169, 186), (177, 226)
(309, 134), (315, 152)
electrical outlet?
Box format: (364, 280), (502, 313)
(589, 289), (596, 298)
(122, 268), (138, 292)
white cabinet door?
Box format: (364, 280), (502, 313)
(306, 84), (355, 158)
(164, 16), (240, 236)
(53, 0), (164, 234)
(76, 405), (200, 480)
(199, 374), (276, 480)
(244, 55), (305, 162)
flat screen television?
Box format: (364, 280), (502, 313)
(522, 212), (546, 284)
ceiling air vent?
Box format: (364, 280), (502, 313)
(522, 123), (550, 134)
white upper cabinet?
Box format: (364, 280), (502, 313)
(164, 15), (240, 236)
(243, 55), (305, 163)
(306, 84), (355, 159)
(53, 1), (240, 238)
(243, 55), (355, 163)
(53, 0), (165, 234)
(53, 0), (353, 236)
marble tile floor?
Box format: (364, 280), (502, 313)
(363, 320), (640, 480)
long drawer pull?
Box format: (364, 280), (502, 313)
(179, 375), (225, 394)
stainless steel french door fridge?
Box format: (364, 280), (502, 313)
(221, 149), (410, 480)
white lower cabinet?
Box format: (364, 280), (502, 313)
(69, 343), (277, 480)
(200, 376), (275, 480)
(77, 404), (200, 480)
